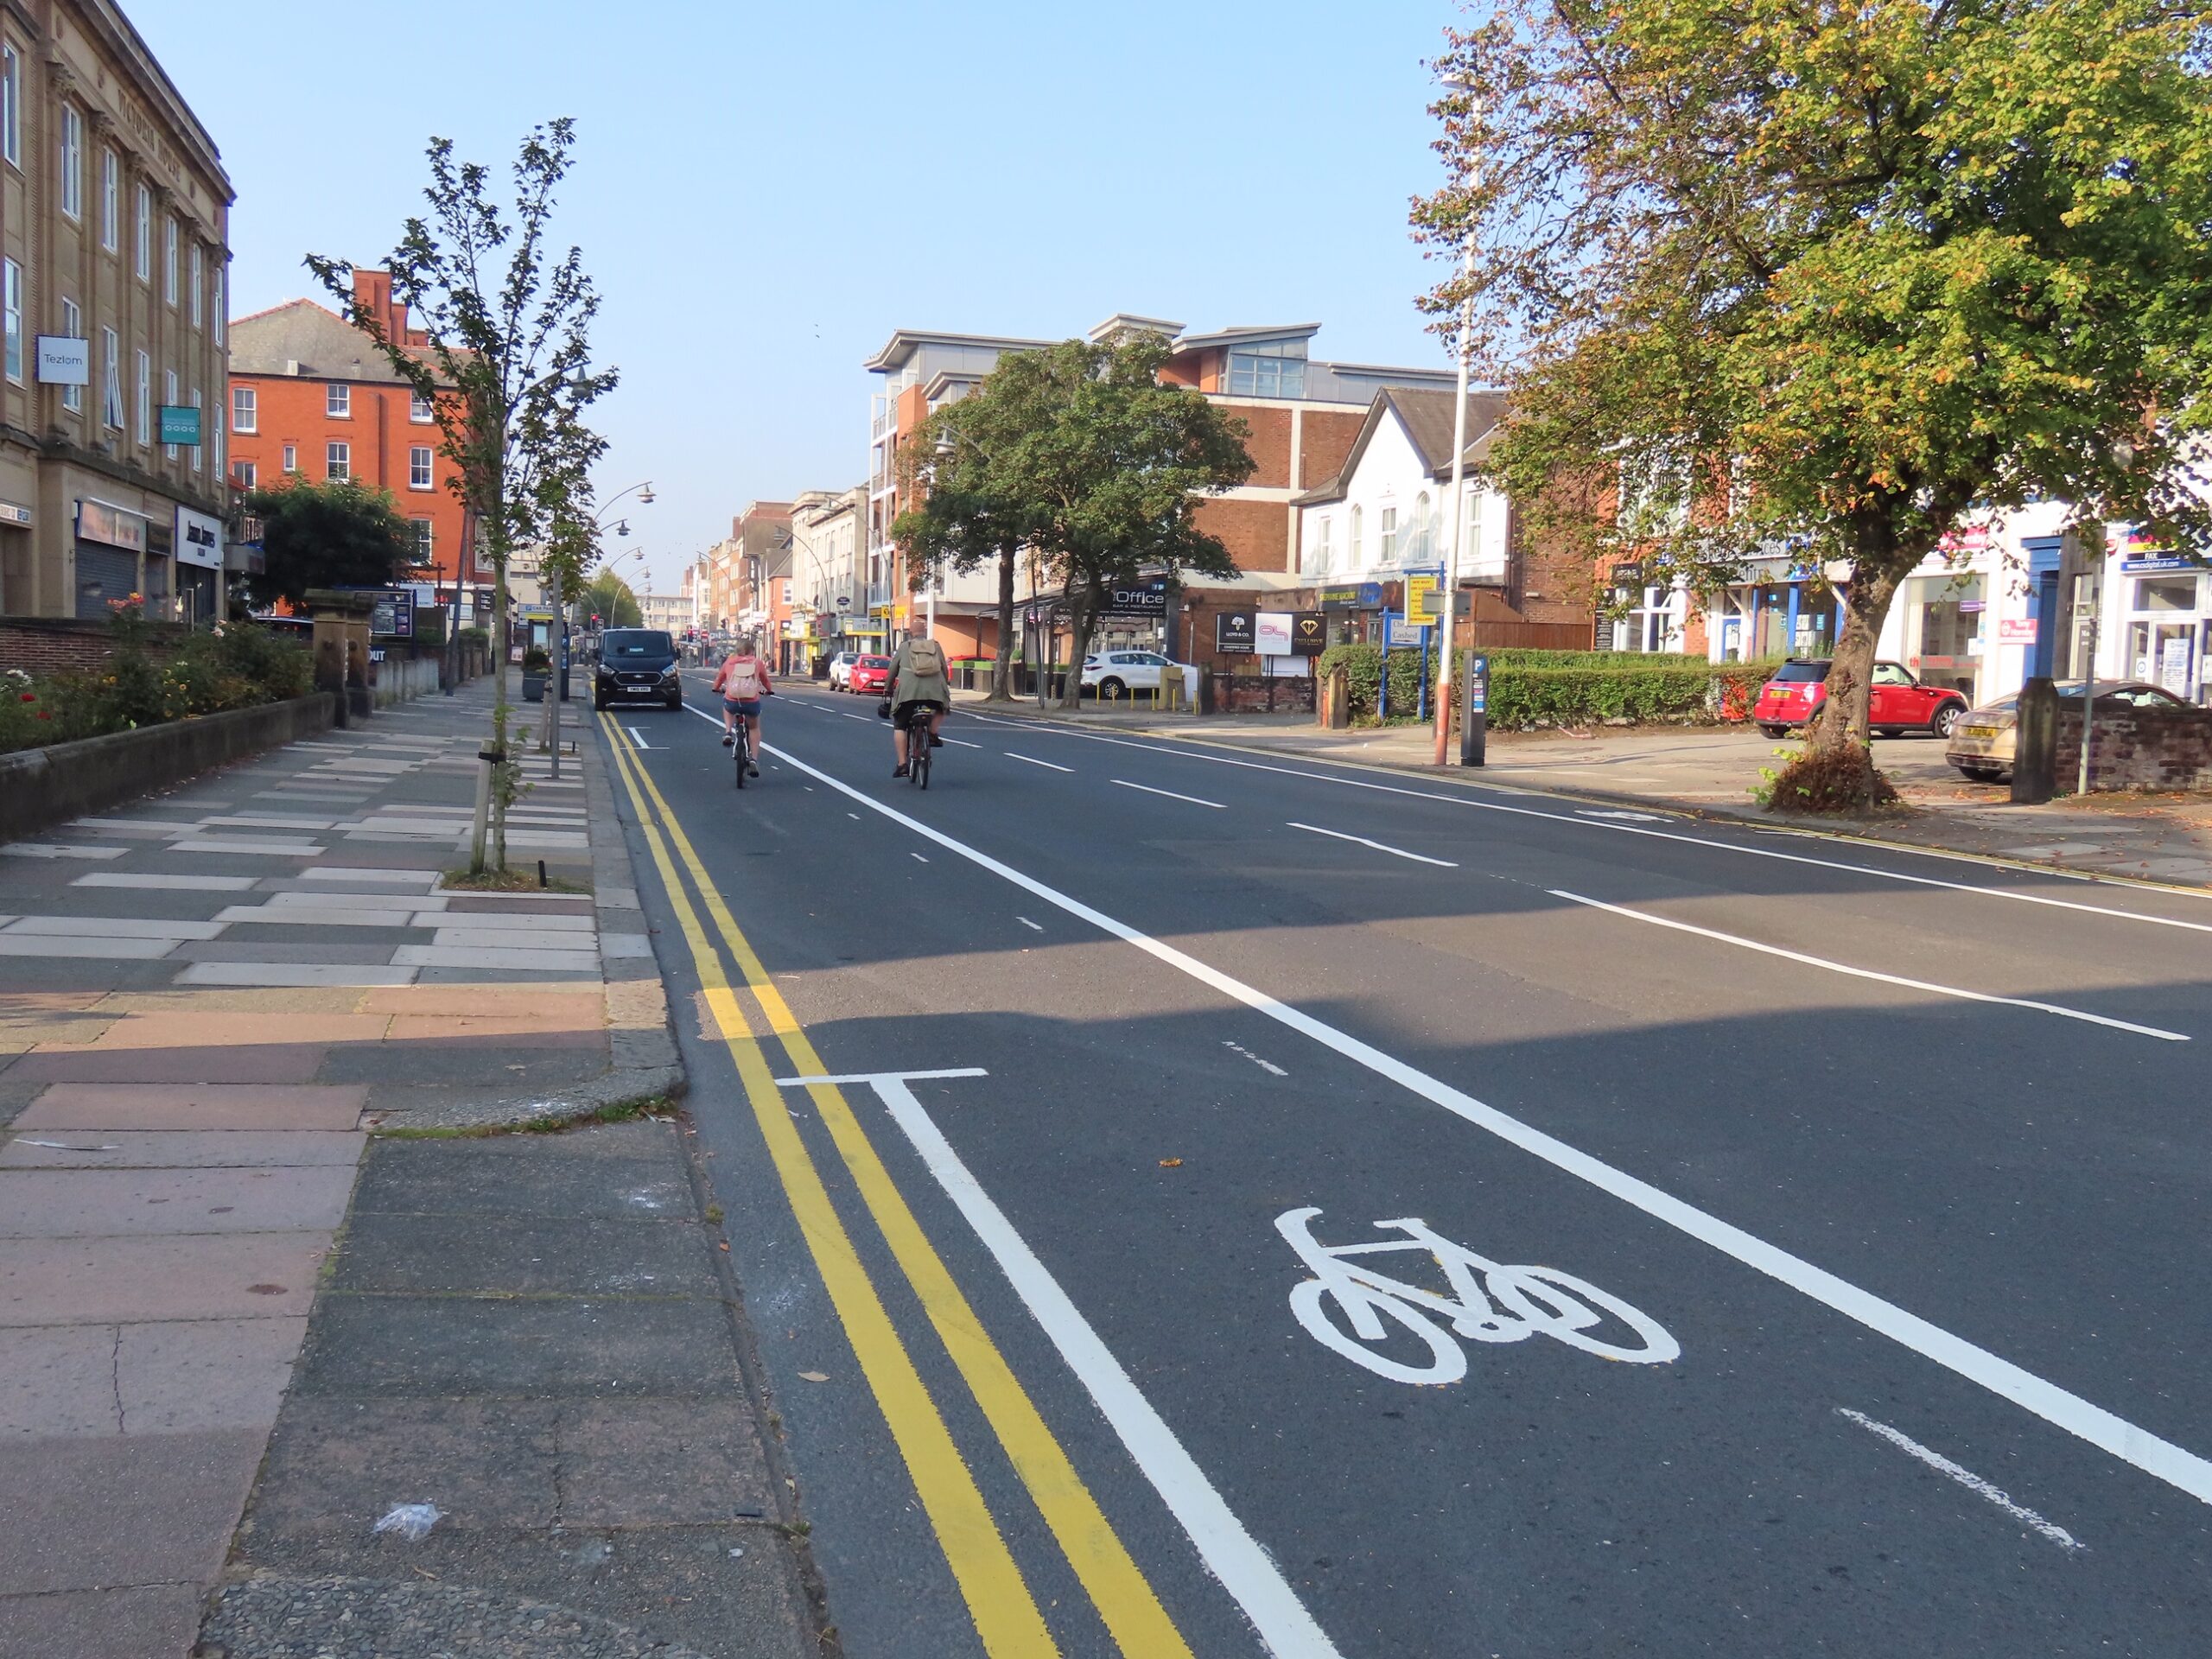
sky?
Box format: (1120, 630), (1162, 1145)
(128, 0), (1467, 598)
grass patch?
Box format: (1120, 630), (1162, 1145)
(377, 1094), (668, 1139)
(439, 864), (593, 894)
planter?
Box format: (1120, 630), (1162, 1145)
(521, 669), (571, 703)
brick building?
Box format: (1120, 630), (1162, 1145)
(0, 0), (233, 628)
(226, 269), (478, 612)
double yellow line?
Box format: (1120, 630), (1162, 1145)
(598, 715), (1191, 1659)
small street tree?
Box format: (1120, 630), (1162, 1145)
(238, 477), (413, 610)
(309, 118), (614, 873)
(1416, 0), (2212, 806)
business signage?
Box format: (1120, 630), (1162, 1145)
(77, 499), (146, 553)
(1401, 568), (1443, 626)
(175, 506), (224, 570)
(1997, 618), (2040, 644)
(35, 335), (89, 386)
(1318, 582), (1382, 612)
(157, 404), (202, 446)
(1255, 612), (1294, 657)
(1104, 578), (1168, 618)
(347, 588), (416, 638)
(1290, 611), (1326, 654)
(2121, 556), (2199, 575)
(1215, 610), (1255, 655)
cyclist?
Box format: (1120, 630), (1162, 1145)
(713, 633), (772, 776)
(880, 629), (950, 778)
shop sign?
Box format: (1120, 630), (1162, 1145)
(2160, 637), (2192, 695)
(77, 499), (146, 553)
(35, 336), (89, 385)
(1216, 610), (1255, 655)
(1401, 568), (1443, 626)
(1998, 618), (2040, 644)
(1103, 577), (1167, 617)
(157, 404), (201, 446)
(0, 499), (30, 527)
(361, 590), (415, 638)
(1255, 612), (1294, 656)
(1318, 581), (1382, 611)
(175, 506), (224, 569)
(1291, 612), (1326, 655)
(2120, 556), (2198, 574)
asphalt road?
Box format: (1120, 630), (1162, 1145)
(596, 682), (2212, 1658)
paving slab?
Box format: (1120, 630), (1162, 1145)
(0, 1131), (365, 1169)
(0, 1233), (329, 1325)
(398, 942), (601, 971)
(0, 1582), (206, 1659)
(0, 1427), (266, 1593)
(116, 1317), (313, 1432)
(172, 963), (417, 989)
(330, 1212), (720, 1297)
(0, 1166), (358, 1236)
(5, 1043), (327, 1084)
(84, 1012), (391, 1050)
(0, 1325), (121, 1435)
(314, 1044), (605, 1087)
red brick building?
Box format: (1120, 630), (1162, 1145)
(226, 270), (477, 601)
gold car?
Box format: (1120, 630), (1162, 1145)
(1945, 681), (2190, 780)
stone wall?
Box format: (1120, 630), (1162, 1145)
(2053, 702), (2212, 792)
(0, 615), (184, 676)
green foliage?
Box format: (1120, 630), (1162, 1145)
(1315, 644), (1439, 721)
(238, 477), (414, 609)
(1314, 643), (1767, 728)
(1763, 744), (1902, 814)
(580, 569), (641, 628)
(0, 613), (314, 755)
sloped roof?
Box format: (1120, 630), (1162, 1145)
(1295, 386), (1511, 505)
(228, 300), (423, 385)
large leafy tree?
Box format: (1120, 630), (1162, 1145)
(581, 569), (642, 629)
(1416, 0), (2212, 802)
(899, 336), (1252, 709)
(308, 118), (614, 873)
(238, 478), (413, 610)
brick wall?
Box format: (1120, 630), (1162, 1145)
(1196, 497), (1292, 574)
(0, 616), (183, 677)
(2054, 703), (2212, 791)
(1236, 407), (1294, 489)
(1299, 409), (1368, 493)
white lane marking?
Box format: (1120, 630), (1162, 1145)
(1837, 1408), (2086, 1552)
(1006, 753), (1074, 773)
(1288, 822), (1458, 868)
(760, 735), (2212, 1512)
(847, 812), (861, 821)
(1550, 889), (2189, 1043)
(911, 852), (930, 863)
(626, 726), (655, 749)
(1576, 808), (1666, 823)
(776, 1068), (1344, 1659)
(1016, 916), (1045, 933)
(841, 711), (872, 721)
(944, 738), (984, 749)
(1224, 1040), (1287, 1077)
(998, 724), (2212, 937)
(1114, 779), (1226, 810)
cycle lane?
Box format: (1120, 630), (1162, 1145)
(619, 703), (2211, 1656)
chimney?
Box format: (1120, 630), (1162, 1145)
(350, 268), (415, 347)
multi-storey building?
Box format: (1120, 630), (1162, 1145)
(790, 485), (864, 659)
(639, 589), (690, 634)
(226, 269), (479, 615)
(862, 315), (1455, 658)
(0, 0), (234, 625)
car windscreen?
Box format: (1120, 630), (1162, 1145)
(1769, 661), (1830, 683)
(862, 657), (891, 668)
(601, 631), (674, 658)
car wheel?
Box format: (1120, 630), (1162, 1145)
(1758, 723), (1789, 739)
(1930, 702), (1965, 740)
(1874, 728), (1900, 739)
(1099, 677), (1127, 699)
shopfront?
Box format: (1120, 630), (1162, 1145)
(175, 507), (225, 626)
(1900, 569), (1986, 701)
(2115, 553), (2206, 702)
(73, 499), (147, 619)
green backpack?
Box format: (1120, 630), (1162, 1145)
(905, 638), (946, 678)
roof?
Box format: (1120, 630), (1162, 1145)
(1171, 323), (1322, 353)
(228, 300), (428, 385)
(1294, 387), (1512, 505)
(864, 329), (1058, 373)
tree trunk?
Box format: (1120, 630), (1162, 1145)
(1055, 582), (1103, 710)
(1807, 561), (1904, 753)
(990, 545), (1016, 702)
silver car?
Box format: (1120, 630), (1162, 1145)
(1945, 681), (2190, 780)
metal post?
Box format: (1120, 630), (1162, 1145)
(1433, 231), (1478, 766)
(1380, 610), (1393, 719)
(2076, 558), (2102, 797)
(548, 569), (564, 781)
(1416, 625), (1431, 721)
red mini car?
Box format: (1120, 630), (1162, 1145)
(849, 655), (893, 696)
(1753, 658), (1969, 740)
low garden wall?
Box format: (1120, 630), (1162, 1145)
(0, 614), (185, 675)
(2054, 703), (2212, 792)
(0, 692), (337, 842)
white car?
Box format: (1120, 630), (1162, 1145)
(1081, 650), (1190, 700)
(827, 650), (861, 690)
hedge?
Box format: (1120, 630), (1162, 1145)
(1313, 644), (1770, 728)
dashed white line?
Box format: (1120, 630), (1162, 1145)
(1114, 779), (1225, 810)
(911, 852), (930, 863)
(944, 738), (984, 749)
(1006, 753), (1074, 773)
(1016, 916), (1045, 932)
(1224, 1040), (1287, 1077)
(1837, 1408), (2085, 1552)
(1288, 822), (1458, 868)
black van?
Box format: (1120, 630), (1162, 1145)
(593, 628), (682, 710)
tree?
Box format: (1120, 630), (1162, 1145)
(581, 569), (641, 629)
(238, 478), (413, 610)
(1416, 0), (2212, 805)
(308, 118), (615, 873)
(900, 336), (1253, 709)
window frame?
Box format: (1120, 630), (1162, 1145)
(1378, 505), (1398, 565)
(58, 101), (80, 220)
(1, 257), (19, 386)
(135, 349), (150, 445)
(408, 445), (434, 490)
(326, 440), (350, 481)
(59, 296), (81, 412)
(188, 244), (202, 327)
(410, 391), (435, 424)
(232, 383), (257, 433)
(326, 382), (351, 419)
(101, 327), (122, 429)
(99, 148), (117, 251)
(0, 41), (17, 171)
(410, 517), (434, 563)
(233, 458), (257, 489)
(213, 266), (224, 346)
(281, 442), (297, 474)
(163, 216), (178, 305)
(134, 185), (150, 282)
(162, 368), (178, 459)
(188, 387), (202, 473)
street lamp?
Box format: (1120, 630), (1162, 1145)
(1434, 72), (1482, 767)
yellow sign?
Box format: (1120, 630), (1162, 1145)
(893, 601), (911, 624)
(1401, 571), (1442, 626)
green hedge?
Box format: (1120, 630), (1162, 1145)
(1313, 644), (1770, 728)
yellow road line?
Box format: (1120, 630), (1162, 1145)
(604, 716), (1193, 1659)
(597, 715), (1058, 1657)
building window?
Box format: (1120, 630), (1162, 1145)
(59, 103), (80, 219)
(0, 42), (16, 169)
(232, 384), (256, 433)
(281, 442), (297, 473)
(135, 350), (149, 444)
(189, 245), (202, 327)
(1310, 515), (1332, 575)
(1378, 505), (1397, 565)
(1350, 505), (1363, 567)
(189, 389), (202, 472)
(410, 391), (435, 423)
(1226, 346), (1307, 400)
(327, 382), (350, 418)
(234, 459), (257, 489)
(411, 518), (434, 562)
(2, 258), (19, 385)
(163, 369), (178, 458)
(409, 446), (433, 489)
(100, 149), (117, 250)
(135, 185), (150, 282)
(163, 218), (177, 304)
(59, 296), (81, 412)
(101, 327), (122, 428)
(213, 394), (223, 480)
(1409, 493), (1433, 564)
(326, 441), (349, 480)
(213, 267), (224, 346)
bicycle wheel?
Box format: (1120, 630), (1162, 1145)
(911, 720), (931, 790)
(734, 722), (747, 789)
(1288, 1278), (1465, 1385)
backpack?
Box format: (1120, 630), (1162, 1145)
(720, 656), (765, 699)
(905, 638), (946, 678)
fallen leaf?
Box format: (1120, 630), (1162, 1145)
(717, 1241), (730, 1252)
(1159, 1158), (1183, 1168)
(798, 1370), (830, 1383)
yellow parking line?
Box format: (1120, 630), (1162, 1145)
(603, 717), (1193, 1659)
(597, 715), (1058, 1658)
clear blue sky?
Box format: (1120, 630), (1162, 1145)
(130, 0), (1464, 595)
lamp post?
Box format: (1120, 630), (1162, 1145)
(1433, 78), (1482, 767)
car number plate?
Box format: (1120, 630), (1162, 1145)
(1961, 725), (1998, 739)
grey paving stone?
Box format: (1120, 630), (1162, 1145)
(0, 1166), (357, 1237)
(351, 1128), (686, 1218)
(0, 1233), (327, 1325)
(0, 1131), (365, 1170)
(0, 1581), (205, 1659)
(117, 1317), (309, 1433)
(0, 1427), (264, 1593)
(0, 1325), (119, 1436)
(315, 1045), (605, 1087)
(330, 1212), (721, 1298)
(556, 1399), (777, 1524)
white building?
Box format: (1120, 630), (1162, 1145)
(790, 486), (866, 652)
(639, 591), (691, 633)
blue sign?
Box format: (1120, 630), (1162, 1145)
(1318, 581), (1383, 611)
(2121, 556), (2200, 574)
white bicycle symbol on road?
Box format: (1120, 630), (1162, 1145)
(1276, 1207), (1681, 1385)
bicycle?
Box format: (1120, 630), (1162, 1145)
(1275, 1207), (1678, 1384)
(732, 710), (756, 790)
(906, 702), (934, 790)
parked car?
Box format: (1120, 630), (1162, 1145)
(1080, 650), (1192, 700)
(592, 627), (682, 711)
(828, 650), (861, 690)
(849, 654), (893, 696)
(1946, 681), (2190, 780)
(1752, 658), (1968, 740)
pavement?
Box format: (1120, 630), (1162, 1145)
(0, 683), (818, 1659)
(599, 681), (2212, 1657)
(942, 690), (2212, 887)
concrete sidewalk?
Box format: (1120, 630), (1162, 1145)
(0, 689), (817, 1659)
